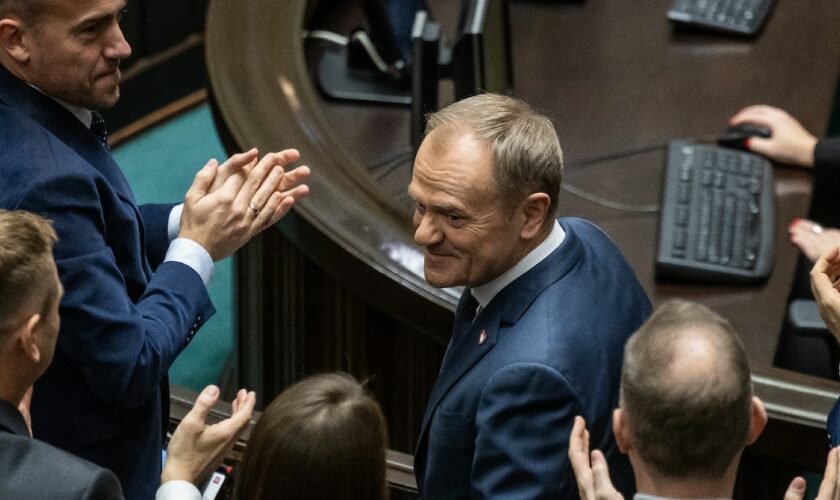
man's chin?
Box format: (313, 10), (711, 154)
(94, 87), (121, 110)
(423, 269), (459, 289)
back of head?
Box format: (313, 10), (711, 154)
(232, 373), (388, 500)
(620, 300), (752, 479)
(0, 209), (57, 337)
(425, 93), (564, 218)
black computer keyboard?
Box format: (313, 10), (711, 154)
(655, 141), (775, 284)
(667, 0), (776, 36)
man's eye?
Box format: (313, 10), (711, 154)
(415, 203), (426, 215)
(447, 213), (463, 222)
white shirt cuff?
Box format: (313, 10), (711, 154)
(164, 238), (214, 286)
(156, 480), (202, 500)
(168, 204), (184, 242)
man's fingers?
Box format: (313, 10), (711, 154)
(569, 416), (594, 500)
(277, 165), (311, 191)
(212, 390), (256, 437)
(784, 476), (807, 500)
(186, 385), (221, 424)
(185, 159), (219, 202)
(815, 448), (840, 500)
(245, 167), (284, 215)
(590, 450), (621, 499)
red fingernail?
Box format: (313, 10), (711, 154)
(744, 137), (751, 150)
(790, 218), (801, 229)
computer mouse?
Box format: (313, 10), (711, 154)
(717, 123), (772, 150)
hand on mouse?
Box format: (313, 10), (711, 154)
(729, 105), (817, 167)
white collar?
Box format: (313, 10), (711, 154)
(471, 220), (565, 309)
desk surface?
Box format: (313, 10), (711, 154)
(207, 0), (840, 423)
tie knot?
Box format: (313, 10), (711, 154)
(454, 290), (479, 326)
(90, 110), (110, 150)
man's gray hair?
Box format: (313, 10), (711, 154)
(425, 93), (564, 218)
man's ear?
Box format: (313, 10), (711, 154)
(17, 314), (43, 363)
(0, 17), (31, 63)
(613, 408), (632, 454)
(519, 192), (551, 240)
(746, 396), (768, 445)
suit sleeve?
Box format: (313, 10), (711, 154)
(19, 172), (214, 408)
(472, 363), (578, 499)
(81, 468), (125, 500)
(139, 203), (178, 269)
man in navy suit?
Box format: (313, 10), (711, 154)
(0, 0), (309, 497)
(408, 93), (652, 498)
(0, 209), (255, 500)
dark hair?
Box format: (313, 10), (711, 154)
(0, 0), (45, 25)
(232, 373), (389, 500)
(0, 209), (57, 334)
(620, 300), (752, 478)
(425, 93), (564, 218)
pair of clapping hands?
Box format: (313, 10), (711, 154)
(179, 149), (311, 261)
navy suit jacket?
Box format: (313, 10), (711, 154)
(414, 218), (652, 499)
(828, 398), (840, 447)
(0, 399), (124, 499)
(0, 65), (214, 499)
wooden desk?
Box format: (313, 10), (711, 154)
(206, 0), (840, 490)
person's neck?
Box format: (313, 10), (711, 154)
(0, 362), (35, 408)
(633, 458), (738, 499)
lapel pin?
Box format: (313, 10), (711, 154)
(479, 330), (487, 345)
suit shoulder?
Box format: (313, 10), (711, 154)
(0, 433), (123, 499)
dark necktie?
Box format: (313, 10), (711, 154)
(452, 290), (479, 338)
(439, 290), (479, 372)
(90, 110), (110, 150)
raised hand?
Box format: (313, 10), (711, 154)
(568, 416), (624, 500)
(161, 385), (256, 485)
(784, 447), (840, 500)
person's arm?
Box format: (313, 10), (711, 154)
(810, 247), (840, 343)
(472, 363), (578, 499)
(729, 105), (818, 167)
(19, 151), (308, 407)
(568, 416), (624, 500)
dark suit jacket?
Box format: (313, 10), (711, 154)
(828, 397), (840, 447)
(0, 64), (214, 499)
(0, 399), (124, 499)
(414, 218), (652, 499)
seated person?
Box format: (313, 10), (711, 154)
(730, 105), (840, 378)
(568, 299), (840, 499)
(0, 208), (254, 499)
(729, 105), (840, 261)
(231, 373), (388, 500)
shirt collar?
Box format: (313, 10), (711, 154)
(471, 219), (565, 309)
(28, 84), (92, 128)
